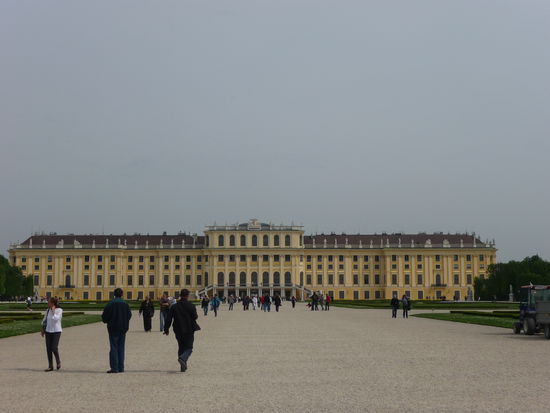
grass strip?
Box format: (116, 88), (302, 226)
(412, 312), (515, 329)
(0, 314), (102, 339)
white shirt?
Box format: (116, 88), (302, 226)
(43, 308), (63, 333)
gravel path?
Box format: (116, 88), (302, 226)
(0, 304), (547, 412)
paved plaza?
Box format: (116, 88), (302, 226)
(0, 304), (548, 412)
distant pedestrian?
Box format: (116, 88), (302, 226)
(102, 288), (132, 373)
(261, 295), (266, 312)
(26, 296), (33, 312)
(401, 295), (410, 319)
(159, 293), (170, 332)
(138, 297), (154, 332)
(211, 294), (221, 317)
(390, 295), (399, 319)
(291, 296), (296, 308)
(252, 295), (258, 310)
(164, 289), (200, 372)
(319, 294), (325, 311)
(274, 294), (282, 312)
(201, 296), (209, 316)
(311, 293), (318, 311)
(41, 297), (62, 371)
(325, 294), (331, 311)
(228, 295), (235, 311)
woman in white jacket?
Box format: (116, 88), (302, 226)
(41, 297), (63, 371)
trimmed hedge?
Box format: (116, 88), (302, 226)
(449, 310), (518, 319)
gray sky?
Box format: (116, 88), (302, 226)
(1, 0), (549, 262)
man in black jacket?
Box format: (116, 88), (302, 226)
(164, 289), (200, 372)
(390, 294), (400, 319)
(102, 288), (132, 373)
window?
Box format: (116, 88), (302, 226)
(85, 255), (90, 262)
(353, 274), (359, 285)
(339, 274), (345, 284)
(252, 235), (258, 247)
(392, 274), (397, 285)
(149, 265), (154, 270)
(262, 272), (269, 285)
(110, 255), (115, 263)
(375, 255), (380, 262)
(83, 291), (89, 300)
(306, 274), (312, 284)
(229, 255), (235, 262)
(84, 275), (89, 286)
(150, 256), (156, 262)
(392, 255), (397, 262)
(218, 255), (224, 262)
(274, 255), (280, 262)
(96, 292), (102, 300)
(164, 274), (169, 285)
(218, 235), (224, 247)
(328, 274), (334, 284)
(97, 275), (102, 285)
(48, 256), (52, 262)
(435, 264), (441, 270)
(353, 291), (359, 300)
(229, 235), (235, 246)
(364, 274), (369, 284)
(48, 265), (53, 271)
(285, 255), (291, 262)
(375, 274), (380, 284)
(454, 255), (459, 261)
(164, 255), (169, 262)
(217, 272), (224, 285)
(163, 264), (169, 270)
(454, 274), (459, 285)
(435, 274), (442, 285)
(175, 274), (181, 285)
(175, 256), (180, 263)
(435, 255), (441, 262)
(466, 255), (472, 261)
(467, 274), (472, 284)
(353, 255), (358, 262)
(285, 235), (291, 247)
(404, 255), (409, 262)
(300, 272), (304, 286)
(139, 275), (144, 286)
(417, 264), (422, 270)
(284, 272), (291, 285)
(240, 235), (246, 247)
(240, 255), (246, 262)
(185, 275), (191, 285)
(418, 291), (424, 299)
(317, 274), (323, 285)
(375, 291), (381, 299)
(364, 291), (370, 299)
(109, 274), (115, 285)
(405, 274), (410, 285)
(479, 255), (485, 261)
(139, 256), (144, 263)
(137, 291), (144, 300)
(339, 291), (345, 299)
(196, 274), (202, 285)
(128, 265), (133, 271)
(274, 235), (280, 246)
(33, 275), (39, 285)
(307, 255), (312, 262)
(47, 275), (52, 286)
(252, 255), (258, 262)
(139, 265), (144, 270)
(392, 264), (397, 270)
(252, 272), (259, 286)
(453, 264), (459, 270)
(65, 265), (71, 270)
(339, 255), (344, 262)
(186, 256), (191, 262)
(263, 255), (269, 262)
(127, 275), (133, 286)
(204, 273), (209, 285)
(263, 235), (269, 246)
(126, 291), (132, 300)
(66, 256), (71, 263)
(273, 272), (280, 285)
(34, 265), (39, 271)
(240, 272), (247, 286)
(149, 275), (155, 285)
(110, 265), (116, 270)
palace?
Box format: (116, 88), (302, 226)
(9, 219), (496, 301)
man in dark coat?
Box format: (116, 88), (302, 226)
(102, 288), (132, 373)
(390, 294), (400, 318)
(164, 289), (200, 372)
(274, 294), (282, 312)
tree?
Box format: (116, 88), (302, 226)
(0, 255), (34, 299)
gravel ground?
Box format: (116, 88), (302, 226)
(0, 304), (548, 413)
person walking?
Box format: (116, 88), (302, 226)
(211, 294), (221, 317)
(265, 294), (272, 312)
(159, 293), (170, 332)
(325, 294), (331, 311)
(401, 294), (410, 318)
(319, 294), (325, 311)
(164, 289), (200, 372)
(260, 294), (266, 312)
(26, 296), (33, 312)
(228, 295), (235, 311)
(290, 296), (296, 309)
(274, 294), (282, 312)
(102, 288), (132, 374)
(201, 296), (209, 316)
(41, 297), (62, 371)
(390, 294), (399, 319)
(252, 295), (258, 310)
(138, 297), (154, 332)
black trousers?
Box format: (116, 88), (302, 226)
(403, 309), (409, 318)
(325, 303), (330, 310)
(143, 316), (152, 331)
(392, 307), (398, 318)
(176, 333), (195, 362)
(45, 332), (61, 368)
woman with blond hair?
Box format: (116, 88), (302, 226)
(41, 297), (63, 371)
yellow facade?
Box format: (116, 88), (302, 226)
(9, 219), (496, 301)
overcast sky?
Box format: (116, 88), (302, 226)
(1, 1), (549, 262)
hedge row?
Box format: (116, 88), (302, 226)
(449, 310), (518, 318)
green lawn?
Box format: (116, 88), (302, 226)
(0, 314), (102, 339)
(412, 312), (516, 329)
(331, 300), (518, 310)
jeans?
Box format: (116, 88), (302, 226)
(45, 332), (61, 368)
(212, 306), (218, 317)
(229, 303), (233, 311)
(160, 311), (167, 331)
(108, 332), (126, 372)
(325, 303), (330, 311)
(202, 306), (208, 316)
(392, 307), (398, 318)
(403, 309), (409, 318)
(177, 334), (194, 363)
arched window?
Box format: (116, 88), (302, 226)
(273, 272), (280, 286)
(285, 235), (291, 247)
(240, 272), (247, 286)
(436, 274), (441, 285)
(252, 235), (258, 247)
(217, 272), (224, 285)
(274, 235), (280, 246)
(240, 235), (246, 247)
(263, 235), (269, 247)
(284, 272), (291, 286)
(229, 272), (236, 286)
(300, 271), (304, 286)
(218, 235), (224, 247)
(229, 235), (235, 246)
(65, 275), (71, 287)
(262, 272), (269, 285)
(251, 272), (258, 286)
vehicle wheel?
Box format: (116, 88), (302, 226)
(544, 325), (550, 339)
(524, 318), (536, 335)
(513, 322), (522, 334)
